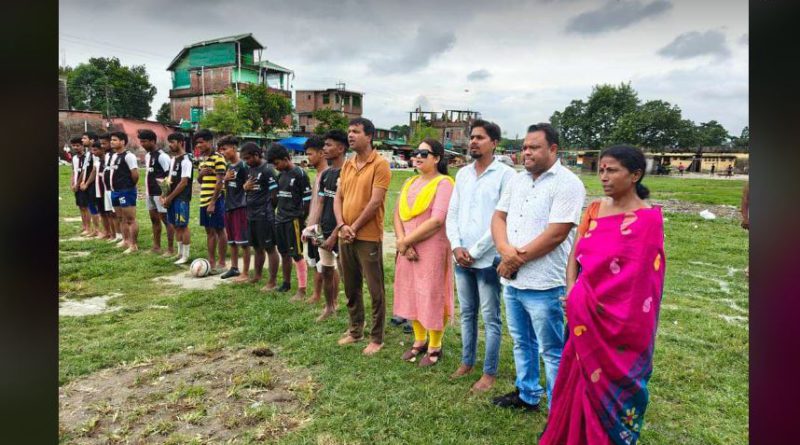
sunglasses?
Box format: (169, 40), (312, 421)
(411, 150), (433, 158)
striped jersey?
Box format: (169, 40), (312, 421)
(198, 152), (227, 207)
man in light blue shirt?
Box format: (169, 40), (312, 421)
(446, 119), (515, 392)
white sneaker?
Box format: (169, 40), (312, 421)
(174, 256), (189, 265)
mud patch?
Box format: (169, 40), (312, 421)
(59, 348), (314, 444)
(153, 270), (235, 291)
(63, 217), (83, 223)
(60, 293), (123, 317)
(61, 236), (92, 243)
(61, 250), (91, 259)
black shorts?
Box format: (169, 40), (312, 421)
(306, 240), (320, 262)
(275, 219), (304, 260)
(74, 190), (91, 208)
(248, 217), (275, 250)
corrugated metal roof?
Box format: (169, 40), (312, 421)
(258, 60), (294, 74)
(167, 33), (263, 71)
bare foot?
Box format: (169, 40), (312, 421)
(470, 374), (496, 392)
(218, 262), (226, 269)
(123, 246), (138, 254)
(290, 290), (305, 302)
(316, 308), (335, 322)
(306, 294), (321, 305)
(232, 274), (250, 283)
(362, 342), (384, 355)
(248, 276), (262, 284)
(337, 334), (362, 345)
(150, 248), (162, 254)
(450, 364), (474, 379)
(261, 282), (277, 292)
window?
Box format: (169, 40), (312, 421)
(334, 94), (339, 104)
(353, 95), (361, 107)
(307, 95), (311, 100)
(322, 94), (329, 104)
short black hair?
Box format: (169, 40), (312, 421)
(82, 131), (98, 142)
(470, 119), (501, 142)
(194, 129), (214, 142)
(137, 129), (157, 142)
(98, 133), (111, 141)
(526, 122), (559, 147)
(217, 135), (239, 148)
(348, 117), (375, 139)
(91, 141), (102, 149)
(109, 131), (128, 144)
(70, 136), (82, 144)
(266, 143), (290, 163)
(240, 142), (262, 158)
(324, 129), (348, 147)
(167, 132), (185, 143)
(304, 135), (325, 151)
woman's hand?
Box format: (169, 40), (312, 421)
(404, 246), (419, 261)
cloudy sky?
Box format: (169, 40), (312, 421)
(59, 0), (748, 137)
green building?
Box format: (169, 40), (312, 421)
(167, 33), (293, 126)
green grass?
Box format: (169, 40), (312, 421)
(59, 165), (748, 444)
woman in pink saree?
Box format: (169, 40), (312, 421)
(540, 145), (665, 445)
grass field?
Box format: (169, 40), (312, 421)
(59, 165), (748, 444)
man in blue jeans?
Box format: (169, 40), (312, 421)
(490, 123), (585, 411)
(446, 119), (515, 392)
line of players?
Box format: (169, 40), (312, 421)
(68, 129), (348, 320)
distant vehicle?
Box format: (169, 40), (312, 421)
(495, 154), (514, 167)
(390, 155), (411, 169)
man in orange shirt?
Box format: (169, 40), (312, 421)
(334, 117), (392, 355)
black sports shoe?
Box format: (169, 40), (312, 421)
(278, 282), (291, 292)
(402, 322), (413, 334)
(491, 389), (540, 411)
(220, 267), (240, 279)
(390, 316), (407, 326)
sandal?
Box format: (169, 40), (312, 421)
(419, 348), (442, 367)
(401, 342), (428, 362)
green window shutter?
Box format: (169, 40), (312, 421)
(173, 70), (190, 89)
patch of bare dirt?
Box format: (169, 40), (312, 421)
(585, 196), (741, 220)
(59, 347), (315, 444)
(153, 270), (235, 291)
(60, 293), (123, 317)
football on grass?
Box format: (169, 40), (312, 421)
(190, 258), (210, 277)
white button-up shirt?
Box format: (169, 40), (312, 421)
(446, 159), (516, 269)
(495, 159), (586, 290)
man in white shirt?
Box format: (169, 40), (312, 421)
(490, 123), (586, 411)
(445, 119), (515, 392)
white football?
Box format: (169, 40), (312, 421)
(190, 258), (210, 277)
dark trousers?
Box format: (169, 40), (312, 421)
(339, 239), (386, 343)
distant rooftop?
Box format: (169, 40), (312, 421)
(167, 33), (264, 71)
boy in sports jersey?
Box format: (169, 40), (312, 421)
(300, 136), (326, 306)
(108, 131), (140, 253)
(241, 142), (280, 291)
(162, 132), (193, 264)
(266, 143), (312, 301)
(139, 129), (175, 255)
(99, 134), (122, 242)
(69, 136), (92, 235)
(219, 136), (251, 281)
(311, 129), (346, 321)
(86, 141), (110, 239)
(195, 129), (228, 274)
(80, 131), (102, 237)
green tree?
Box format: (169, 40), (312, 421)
(409, 122), (440, 147)
(312, 108), (349, 135)
(155, 103), (174, 125)
(611, 100), (684, 151)
(732, 126), (749, 149)
(390, 124), (410, 140)
(66, 57), (156, 119)
(695, 120), (730, 147)
(550, 99), (591, 148)
(240, 84), (293, 136)
(584, 83), (640, 149)
(199, 88), (254, 136)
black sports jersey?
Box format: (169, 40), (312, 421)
(102, 152), (113, 189)
(169, 154), (193, 202)
(275, 166), (312, 223)
(224, 160), (248, 211)
(81, 152), (94, 184)
(110, 151), (137, 190)
(245, 161), (278, 219)
(318, 167), (341, 235)
(146, 149), (170, 197)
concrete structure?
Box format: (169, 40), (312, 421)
(167, 33), (293, 127)
(295, 85), (363, 134)
(408, 109), (481, 153)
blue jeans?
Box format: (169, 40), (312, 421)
(504, 285), (565, 408)
(455, 263), (502, 376)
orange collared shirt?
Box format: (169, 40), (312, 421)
(339, 149), (391, 242)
